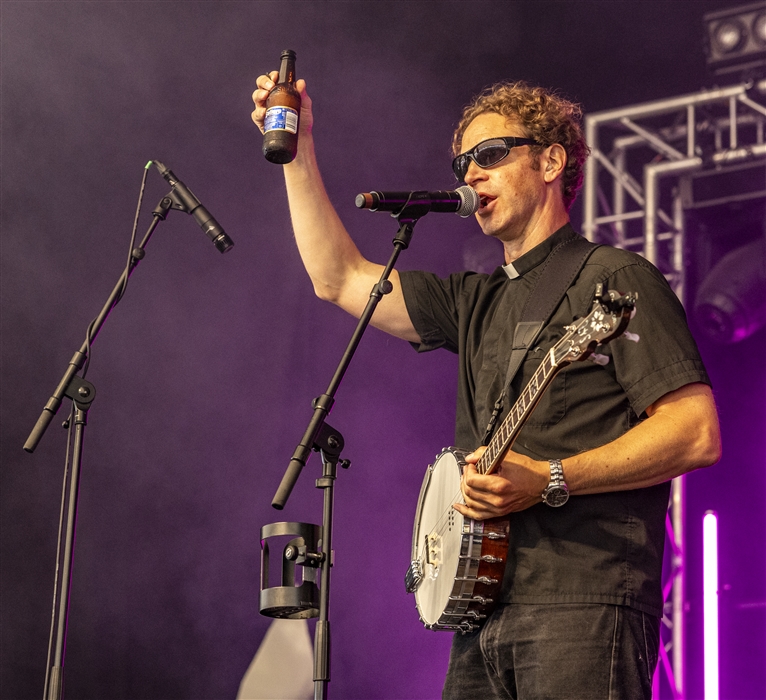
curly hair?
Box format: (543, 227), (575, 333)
(452, 81), (590, 211)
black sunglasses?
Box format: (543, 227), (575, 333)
(452, 136), (540, 182)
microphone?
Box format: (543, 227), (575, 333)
(355, 186), (479, 218)
(153, 161), (234, 253)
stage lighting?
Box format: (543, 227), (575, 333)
(704, 3), (766, 77)
(754, 10), (766, 47)
(714, 18), (747, 54)
(703, 512), (719, 700)
(694, 237), (766, 344)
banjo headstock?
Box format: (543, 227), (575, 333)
(553, 283), (637, 366)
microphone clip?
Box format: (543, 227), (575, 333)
(391, 193), (434, 223)
(151, 160), (234, 254)
(165, 188), (198, 216)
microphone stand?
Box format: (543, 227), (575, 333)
(25, 190), (203, 700)
(270, 200), (432, 700)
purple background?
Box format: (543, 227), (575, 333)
(1, 2), (763, 699)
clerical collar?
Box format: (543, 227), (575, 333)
(502, 223), (578, 280)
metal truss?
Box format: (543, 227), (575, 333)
(583, 79), (766, 699)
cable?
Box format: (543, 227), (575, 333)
(82, 161), (152, 379)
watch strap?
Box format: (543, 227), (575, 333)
(548, 458), (565, 485)
(542, 458), (569, 507)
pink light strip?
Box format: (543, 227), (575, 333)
(703, 511), (719, 700)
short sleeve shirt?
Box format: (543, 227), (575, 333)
(399, 224), (710, 616)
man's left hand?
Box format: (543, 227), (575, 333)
(453, 447), (549, 520)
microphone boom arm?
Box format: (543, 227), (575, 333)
(23, 205), (168, 453)
(272, 207), (421, 508)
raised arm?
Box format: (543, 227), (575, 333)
(252, 72), (419, 343)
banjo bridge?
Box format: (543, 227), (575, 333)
(424, 532), (442, 579)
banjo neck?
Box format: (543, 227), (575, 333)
(476, 347), (563, 476)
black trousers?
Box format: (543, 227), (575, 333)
(442, 602), (660, 700)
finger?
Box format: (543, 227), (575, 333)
(461, 478), (493, 507)
(453, 502), (491, 521)
(460, 465), (474, 498)
(252, 88), (271, 109)
(253, 71), (280, 106)
(254, 77), (270, 93)
(251, 102), (266, 130)
(256, 71), (279, 89)
(465, 445), (487, 464)
(251, 74), (276, 131)
(463, 470), (501, 494)
(462, 472), (491, 502)
(463, 479), (509, 514)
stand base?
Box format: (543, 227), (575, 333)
(260, 582), (319, 619)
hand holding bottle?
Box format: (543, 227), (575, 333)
(252, 51), (314, 163)
(252, 73), (313, 138)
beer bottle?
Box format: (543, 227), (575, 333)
(263, 50), (301, 164)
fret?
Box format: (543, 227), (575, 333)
(482, 340), (569, 475)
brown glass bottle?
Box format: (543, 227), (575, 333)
(263, 50), (301, 164)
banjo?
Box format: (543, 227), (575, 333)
(404, 284), (637, 633)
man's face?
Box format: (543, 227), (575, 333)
(459, 112), (548, 243)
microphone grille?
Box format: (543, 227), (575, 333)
(455, 185), (479, 217)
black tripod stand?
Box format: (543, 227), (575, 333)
(24, 162), (233, 700)
(261, 198), (437, 700)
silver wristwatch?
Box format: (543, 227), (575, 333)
(541, 458), (569, 507)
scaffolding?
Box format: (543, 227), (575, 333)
(583, 79), (766, 699)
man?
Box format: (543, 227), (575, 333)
(251, 74), (721, 699)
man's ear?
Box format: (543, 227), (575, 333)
(543, 144), (567, 183)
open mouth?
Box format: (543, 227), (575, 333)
(479, 194), (495, 210)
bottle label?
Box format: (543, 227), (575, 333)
(264, 106), (299, 134)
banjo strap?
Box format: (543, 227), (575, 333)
(481, 234), (599, 446)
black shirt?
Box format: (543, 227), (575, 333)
(399, 224), (710, 616)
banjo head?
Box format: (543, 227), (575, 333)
(412, 447), (466, 626)
(410, 447), (509, 631)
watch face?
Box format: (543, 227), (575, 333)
(544, 487), (569, 507)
